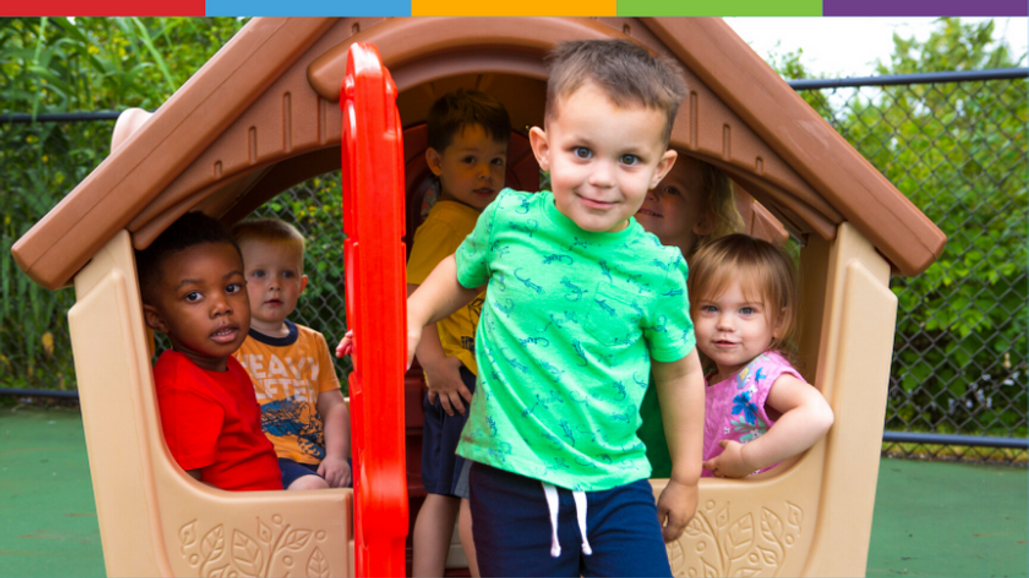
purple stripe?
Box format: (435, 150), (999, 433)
(823, 0), (1028, 16)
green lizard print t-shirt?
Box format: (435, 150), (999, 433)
(454, 188), (695, 491)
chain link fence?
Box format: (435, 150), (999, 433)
(791, 70), (1027, 463)
(2, 70), (1026, 463)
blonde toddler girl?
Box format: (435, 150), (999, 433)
(689, 234), (834, 478)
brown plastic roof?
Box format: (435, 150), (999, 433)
(13, 16), (945, 291)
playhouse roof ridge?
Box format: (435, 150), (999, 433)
(12, 16), (944, 291)
(12, 18), (336, 290)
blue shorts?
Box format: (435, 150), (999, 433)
(278, 457), (354, 489)
(421, 365), (476, 497)
(469, 463), (672, 577)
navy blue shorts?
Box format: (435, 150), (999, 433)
(278, 457), (354, 489)
(469, 463), (672, 577)
(421, 365), (476, 497)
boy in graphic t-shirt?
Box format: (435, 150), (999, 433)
(232, 218), (352, 490)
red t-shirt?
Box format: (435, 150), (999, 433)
(154, 351), (282, 491)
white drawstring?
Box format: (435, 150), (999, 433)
(542, 482), (593, 558)
(543, 483), (561, 557)
(572, 490), (593, 556)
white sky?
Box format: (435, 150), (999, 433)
(723, 17), (1029, 78)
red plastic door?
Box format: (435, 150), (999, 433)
(340, 42), (408, 578)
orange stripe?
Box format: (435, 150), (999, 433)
(411, 0), (616, 16)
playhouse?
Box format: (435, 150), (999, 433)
(13, 17), (945, 578)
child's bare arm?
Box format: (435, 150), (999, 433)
(335, 254), (483, 362)
(317, 389), (352, 488)
(703, 375), (833, 479)
(407, 284), (473, 416)
(406, 254), (483, 368)
(336, 255), (484, 373)
(652, 349), (705, 542)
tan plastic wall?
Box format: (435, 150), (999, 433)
(68, 222), (895, 577)
(69, 230), (353, 577)
(652, 222), (897, 577)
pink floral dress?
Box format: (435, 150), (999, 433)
(701, 351), (804, 478)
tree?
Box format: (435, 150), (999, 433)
(772, 18), (1027, 439)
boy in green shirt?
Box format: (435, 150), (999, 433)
(341, 39), (705, 577)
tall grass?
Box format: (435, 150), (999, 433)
(1, 17), (246, 390)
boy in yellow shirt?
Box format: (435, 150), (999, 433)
(408, 89), (511, 577)
(232, 218), (352, 490)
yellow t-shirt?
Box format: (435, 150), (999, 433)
(233, 321), (341, 464)
(407, 200), (484, 374)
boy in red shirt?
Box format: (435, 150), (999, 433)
(136, 211), (282, 491)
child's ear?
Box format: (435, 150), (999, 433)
(649, 149), (679, 190)
(528, 126), (551, 172)
(693, 213), (716, 237)
(299, 274), (308, 295)
(142, 303), (169, 335)
(425, 147), (443, 177)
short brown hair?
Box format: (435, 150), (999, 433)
(426, 89), (512, 153)
(688, 234), (799, 365)
(231, 218), (305, 262)
(545, 39), (687, 143)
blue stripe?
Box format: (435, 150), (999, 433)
(205, 0), (411, 16)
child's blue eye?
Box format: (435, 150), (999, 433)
(701, 305), (718, 313)
(573, 147), (592, 159)
(252, 270), (265, 278)
(740, 307), (756, 315)
(621, 154), (640, 166)
(282, 271), (294, 279)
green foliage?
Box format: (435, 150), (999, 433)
(774, 18), (1027, 438)
(877, 17), (1027, 75)
(0, 121), (93, 389)
(1, 17), (247, 113)
(1, 17), (246, 389)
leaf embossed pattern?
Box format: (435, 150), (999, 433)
(669, 501), (805, 577)
(177, 516), (332, 577)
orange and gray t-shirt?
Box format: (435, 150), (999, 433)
(233, 321), (341, 465)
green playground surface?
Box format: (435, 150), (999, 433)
(2, 406), (1026, 578)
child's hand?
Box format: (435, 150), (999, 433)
(424, 356), (473, 416)
(656, 478), (698, 543)
(702, 440), (754, 478)
(335, 330), (354, 358)
(318, 455), (352, 488)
